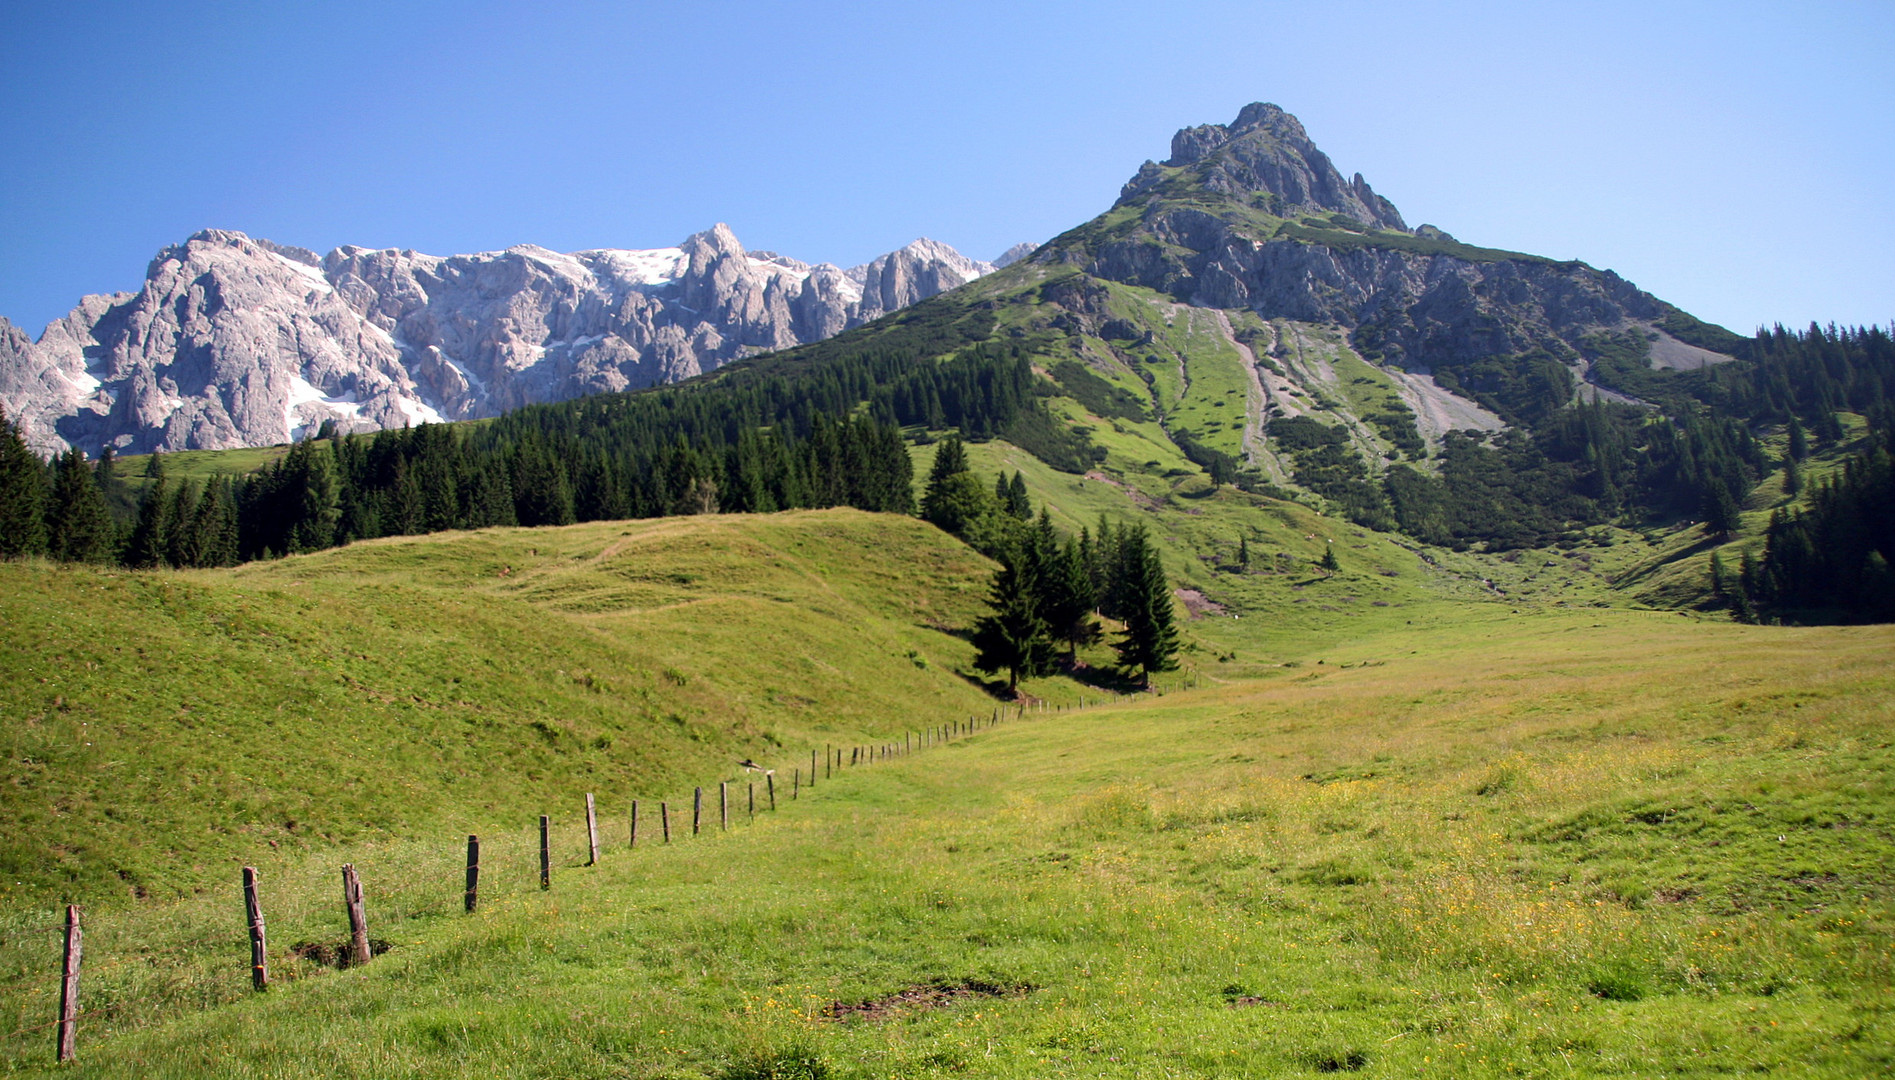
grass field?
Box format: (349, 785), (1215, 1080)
(2, 606), (1885, 1077)
(2, 452), (1890, 1077)
(0, 510), (1009, 907)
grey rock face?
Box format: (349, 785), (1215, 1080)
(992, 242), (1039, 269)
(1086, 103), (1715, 386)
(1120, 102), (1406, 230)
(1, 226), (1011, 455)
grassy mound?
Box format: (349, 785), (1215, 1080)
(0, 509), (1001, 905)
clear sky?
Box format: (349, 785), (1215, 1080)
(1, 1), (1889, 338)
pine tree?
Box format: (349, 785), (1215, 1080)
(288, 441), (343, 552)
(1787, 416), (1809, 462)
(1319, 542), (1340, 573)
(1238, 534), (1250, 571)
(163, 480), (201, 567)
(45, 447), (114, 562)
(0, 406), (47, 559)
(921, 436), (969, 524)
(124, 453), (171, 568)
(1041, 535), (1100, 663)
(970, 547), (1055, 693)
(1113, 526), (1179, 687)
(1005, 471), (1032, 519)
(1703, 480), (1743, 538)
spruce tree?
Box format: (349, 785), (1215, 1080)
(124, 453), (171, 568)
(921, 436), (969, 523)
(1113, 526), (1179, 687)
(0, 406), (47, 559)
(1005, 471), (1032, 519)
(1042, 536), (1101, 663)
(1319, 542), (1340, 573)
(970, 547), (1055, 693)
(46, 447), (113, 562)
(1703, 480), (1743, 538)
(163, 479), (201, 567)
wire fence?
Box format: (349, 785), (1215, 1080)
(0, 701), (1084, 1067)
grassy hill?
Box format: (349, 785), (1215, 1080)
(4, 605), (1885, 1077)
(0, 509), (1012, 906)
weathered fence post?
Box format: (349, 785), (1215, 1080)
(748, 781), (755, 822)
(767, 772), (776, 811)
(539, 815), (551, 890)
(793, 768), (800, 799)
(55, 903), (80, 1062)
(585, 793), (600, 866)
(720, 781), (728, 831)
(661, 801), (671, 843)
(810, 749), (818, 786)
(693, 787), (703, 835)
(342, 864), (370, 968)
(242, 866), (268, 991)
(824, 745), (831, 779)
(465, 835), (480, 913)
(630, 800), (639, 849)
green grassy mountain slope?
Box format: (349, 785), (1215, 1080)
(0, 510), (1004, 905)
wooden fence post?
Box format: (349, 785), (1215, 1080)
(55, 903), (80, 1062)
(661, 801), (670, 843)
(242, 866), (268, 991)
(630, 800), (639, 849)
(768, 772), (776, 810)
(793, 768), (800, 800)
(748, 781), (755, 822)
(825, 747), (831, 779)
(693, 788), (702, 836)
(720, 782), (728, 831)
(539, 815), (551, 890)
(810, 749), (818, 786)
(585, 793), (600, 866)
(465, 835), (480, 913)
(342, 864), (370, 968)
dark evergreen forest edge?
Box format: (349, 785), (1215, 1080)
(0, 280), (1891, 624)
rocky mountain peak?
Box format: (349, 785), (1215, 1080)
(0, 224), (1011, 456)
(1127, 102), (1405, 230)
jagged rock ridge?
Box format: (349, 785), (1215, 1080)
(0, 226), (1026, 455)
(1051, 103), (1737, 423)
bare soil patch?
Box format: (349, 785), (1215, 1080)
(821, 979), (1033, 1022)
(1174, 588), (1226, 619)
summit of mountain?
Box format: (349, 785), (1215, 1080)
(0, 226), (1024, 456)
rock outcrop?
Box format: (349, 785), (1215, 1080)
(1049, 102), (1737, 422)
(1, 227), (1020, 455)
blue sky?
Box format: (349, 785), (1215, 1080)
(1, 1), (1889, 337)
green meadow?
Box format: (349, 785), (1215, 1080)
(1, 602), (1886, 1077)
(0, 476), (1890, 1076)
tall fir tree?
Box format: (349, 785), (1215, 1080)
(970, 544), (1056, 693)
(1113, 525), (1179, 687)
(1041, 534), (1101, 663)
(124, 453), (171, 568)
(46, 447), (114, 562)
(0, 406), (47, 559)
